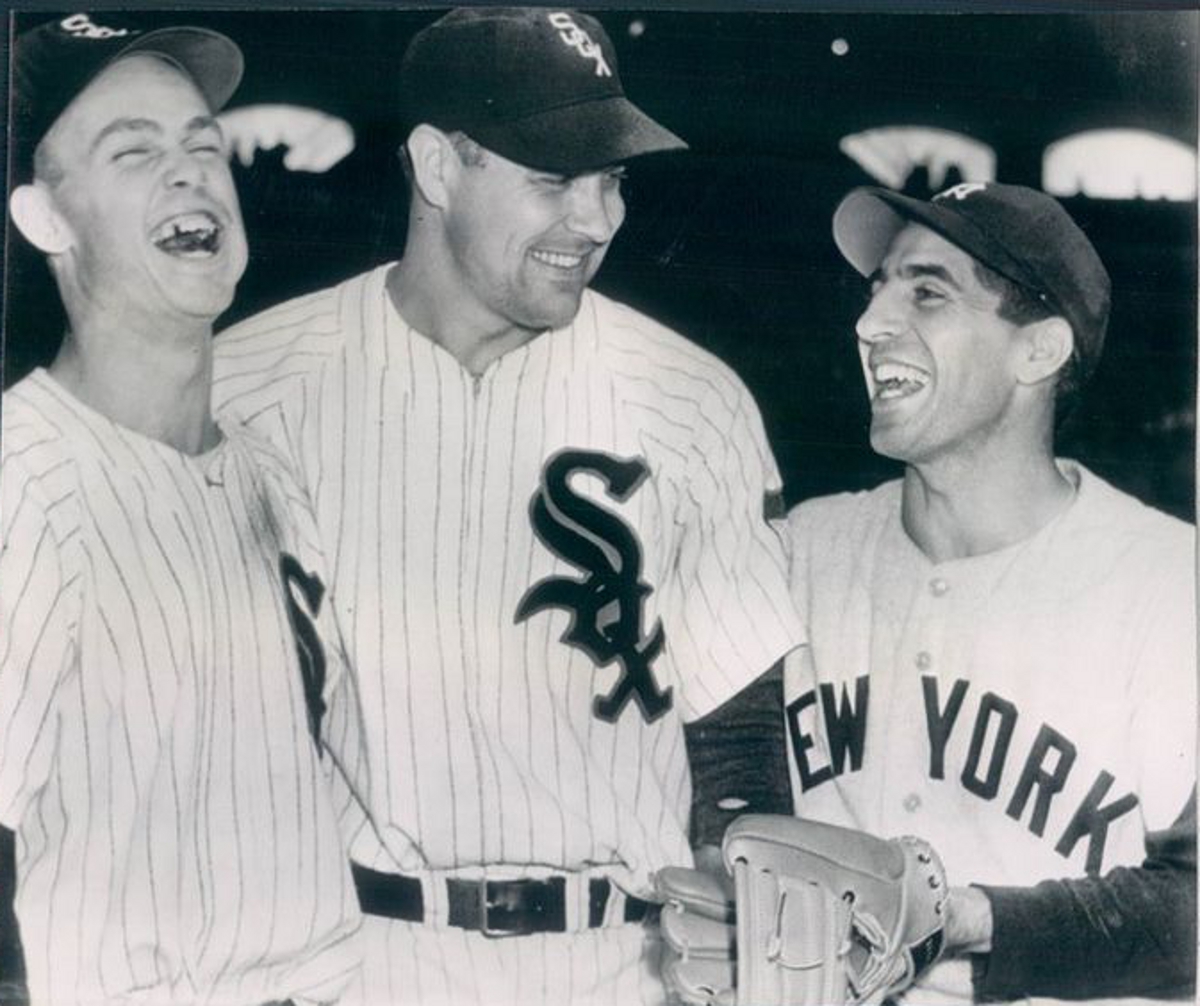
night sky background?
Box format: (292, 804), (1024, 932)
(5, 7), (1198, 520)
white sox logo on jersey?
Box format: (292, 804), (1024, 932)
(787, 675), (1138, 875)
(516, 449), (673, 724)
(548, 12), (612, 77)
(280, 554), (328, 746)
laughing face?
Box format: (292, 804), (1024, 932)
(442, 144), (626, 335)
(856, 223), (1026, 465)
(39, 54), (248, 326)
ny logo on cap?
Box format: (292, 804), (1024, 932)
(548, 12), (612, 78)
(935, 182), (989, 202)
(59, 13), (132, 39)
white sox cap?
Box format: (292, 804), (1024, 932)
(13, 12), (243, 182)
(399, 7), (687, 173)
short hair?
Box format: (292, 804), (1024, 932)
(972, 259), (1084, 423)
(448, 131), (487, 167)
(32, 135), (65, 187)
(398, 128), (488, 186)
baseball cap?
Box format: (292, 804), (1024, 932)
(11, 12), (244, 184)
(399, 7), (687, 173)
(832, 182), (1112, 385)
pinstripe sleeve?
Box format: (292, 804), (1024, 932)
(669, 380), (804, 722)
(320, 628), (373, 850)
(0, 456), (78, 828)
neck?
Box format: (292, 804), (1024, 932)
(388, 232), (542, 377)
(49, 313), (219, 455)
(900, 444), (1075, 562)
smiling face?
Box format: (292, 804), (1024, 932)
(441, 143), (627, 335)
(39, 54), (247, 327)
(855, 223), (1028, 466)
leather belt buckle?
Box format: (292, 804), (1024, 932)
(478, 877), (565, 937)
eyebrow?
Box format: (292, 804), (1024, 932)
(90, 114), (222, 154)
(870, 261), (963, 291)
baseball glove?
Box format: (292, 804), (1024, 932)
(656, 815), (948, 1006)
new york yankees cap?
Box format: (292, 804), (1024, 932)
(399, 7), (687, 174)
(11, 12), (244, 184)
(832, 183), (1112, 386)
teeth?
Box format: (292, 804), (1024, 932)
(871, 361), (929, 400)
(531, 249), (585, 269)
(152, 212), (221, 256)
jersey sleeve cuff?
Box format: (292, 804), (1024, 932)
(970, 883), (1063, 1000)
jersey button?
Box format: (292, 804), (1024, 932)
(915, 651), (933, 670)
(930, 577), (949, 597)
(903, 793), (922, 812)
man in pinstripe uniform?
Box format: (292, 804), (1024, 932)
(212, 8), (805, 1005)
(1, 15), (365, 1004)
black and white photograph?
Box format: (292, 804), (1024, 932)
(1, 5), (1196, 1005)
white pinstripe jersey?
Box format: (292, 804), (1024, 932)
(212, 263), (803, 898)
(0, 370), (365, 1006)
(784, 463), (1196, 1005)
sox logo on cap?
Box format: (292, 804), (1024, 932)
(549, 11), (612, 76)
(58, 13), (131, 39)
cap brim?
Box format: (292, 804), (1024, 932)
(833, 187), (975, 278)
(122, 26), (244, 114)
(468, 95), (687, 174)
(832, 185), (1048, 296)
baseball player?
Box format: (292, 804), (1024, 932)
(782, 183), (1196, 1002)
(1, 15), (368, 1004)
(212, 7), (804, 1004)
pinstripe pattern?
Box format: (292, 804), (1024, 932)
(0, 371), (364, 1006)
(351, 916), (667, 1006)
(213, 263), (804, 1001)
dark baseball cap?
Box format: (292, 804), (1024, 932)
(399, 7), (687, 174)
(833, 182), (1112, 385)
(11, 12), (244, 184)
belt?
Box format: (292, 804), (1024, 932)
(351, 863), (656, 936)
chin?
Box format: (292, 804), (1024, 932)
(521, 277), (590, 324)
(173, 287), (238, 322)
(868, 424), (915, 464)
(524, 300), (583, 333)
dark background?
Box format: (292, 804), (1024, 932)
(0, 6), (1196, 994)
(5, 7), (1198, 520)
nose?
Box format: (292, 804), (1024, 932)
(163, 148), (210, 189)
(565, 173), (625, 244)
(855, 284), (902, 346)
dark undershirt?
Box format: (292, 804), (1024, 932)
(974, 790), (1196, 1001)
(684, 661), (792, 848)
(0, 824), (26, 1004)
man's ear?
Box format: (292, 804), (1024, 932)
(1014, 316), (1074, 386)
(10, 183), (75, 255)
(405, 125), (459, 211)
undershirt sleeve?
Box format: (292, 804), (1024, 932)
(973, 791), (1196, 1000)
(684, 662), (793, 848)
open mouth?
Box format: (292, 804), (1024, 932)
(151, 212), (222, 258)
(530, 249), (586, 270)
(871, 360), (930, 402)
